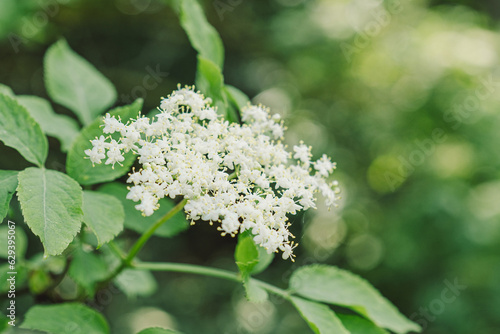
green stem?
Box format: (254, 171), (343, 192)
(133, 261), (290, 300)
(134, 262), (240, 282)
(107, 240), (126, 260)
(124, 198), (188, 265)
(97, 198), (188, 289)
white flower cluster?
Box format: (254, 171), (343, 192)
(85, 86), (339, 260)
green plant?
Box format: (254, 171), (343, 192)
(0, 1), (420, 333)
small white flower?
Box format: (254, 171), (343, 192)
(135, 193), (158, 217)
(280, 243), (296, 261)
(104, 139), (125, 167)
(84, 146), (105, 165)
(314, 154), (336, 177)
(84, 135), (107, 165)
(293, 143), (311, 165)
(102, 114), (124, 134)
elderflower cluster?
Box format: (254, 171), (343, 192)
(85, 86), (339, 260)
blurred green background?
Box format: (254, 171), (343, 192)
(1, 0), (500, 333)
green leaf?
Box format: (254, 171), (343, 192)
(179, 0), (224, 69)
(17, 95), (80, 152)
(235, 233), (272, 302)
(235, 233), (259, 278)
(243, 278), (268, 303)
(0, 224), (27, 259)
(291, 297), (350, 334)
(0, 83), (14, 97)
(224, 84), (250, 110)
(0, 315), (7, 332)
(21, 303), (110, 334)
(289, 265), (420, 334)
(0, 170), (18, 223)
(224, 84), (249, 123)
(97, 182), (188, 237)
(44, 39), (117, 125)
(0, 94), (48, 167)
(225, 104), (241, 124)
(31, 254), (67, 275)
(338, 314), (390, 334)
(0, 263), (28, 293)
(66, 98), (143, 185)
(82, 191), (124, 247)
(137, 328), (184, 334)
(251, 244), (275, 275)
(17, 167), (83, 256)
(114, 268), (158, 298)
(68, 246), (109, 296)
(195, 55), (229, 118)
(29, 268), (53, 294)
(234, 231), (274, 276)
